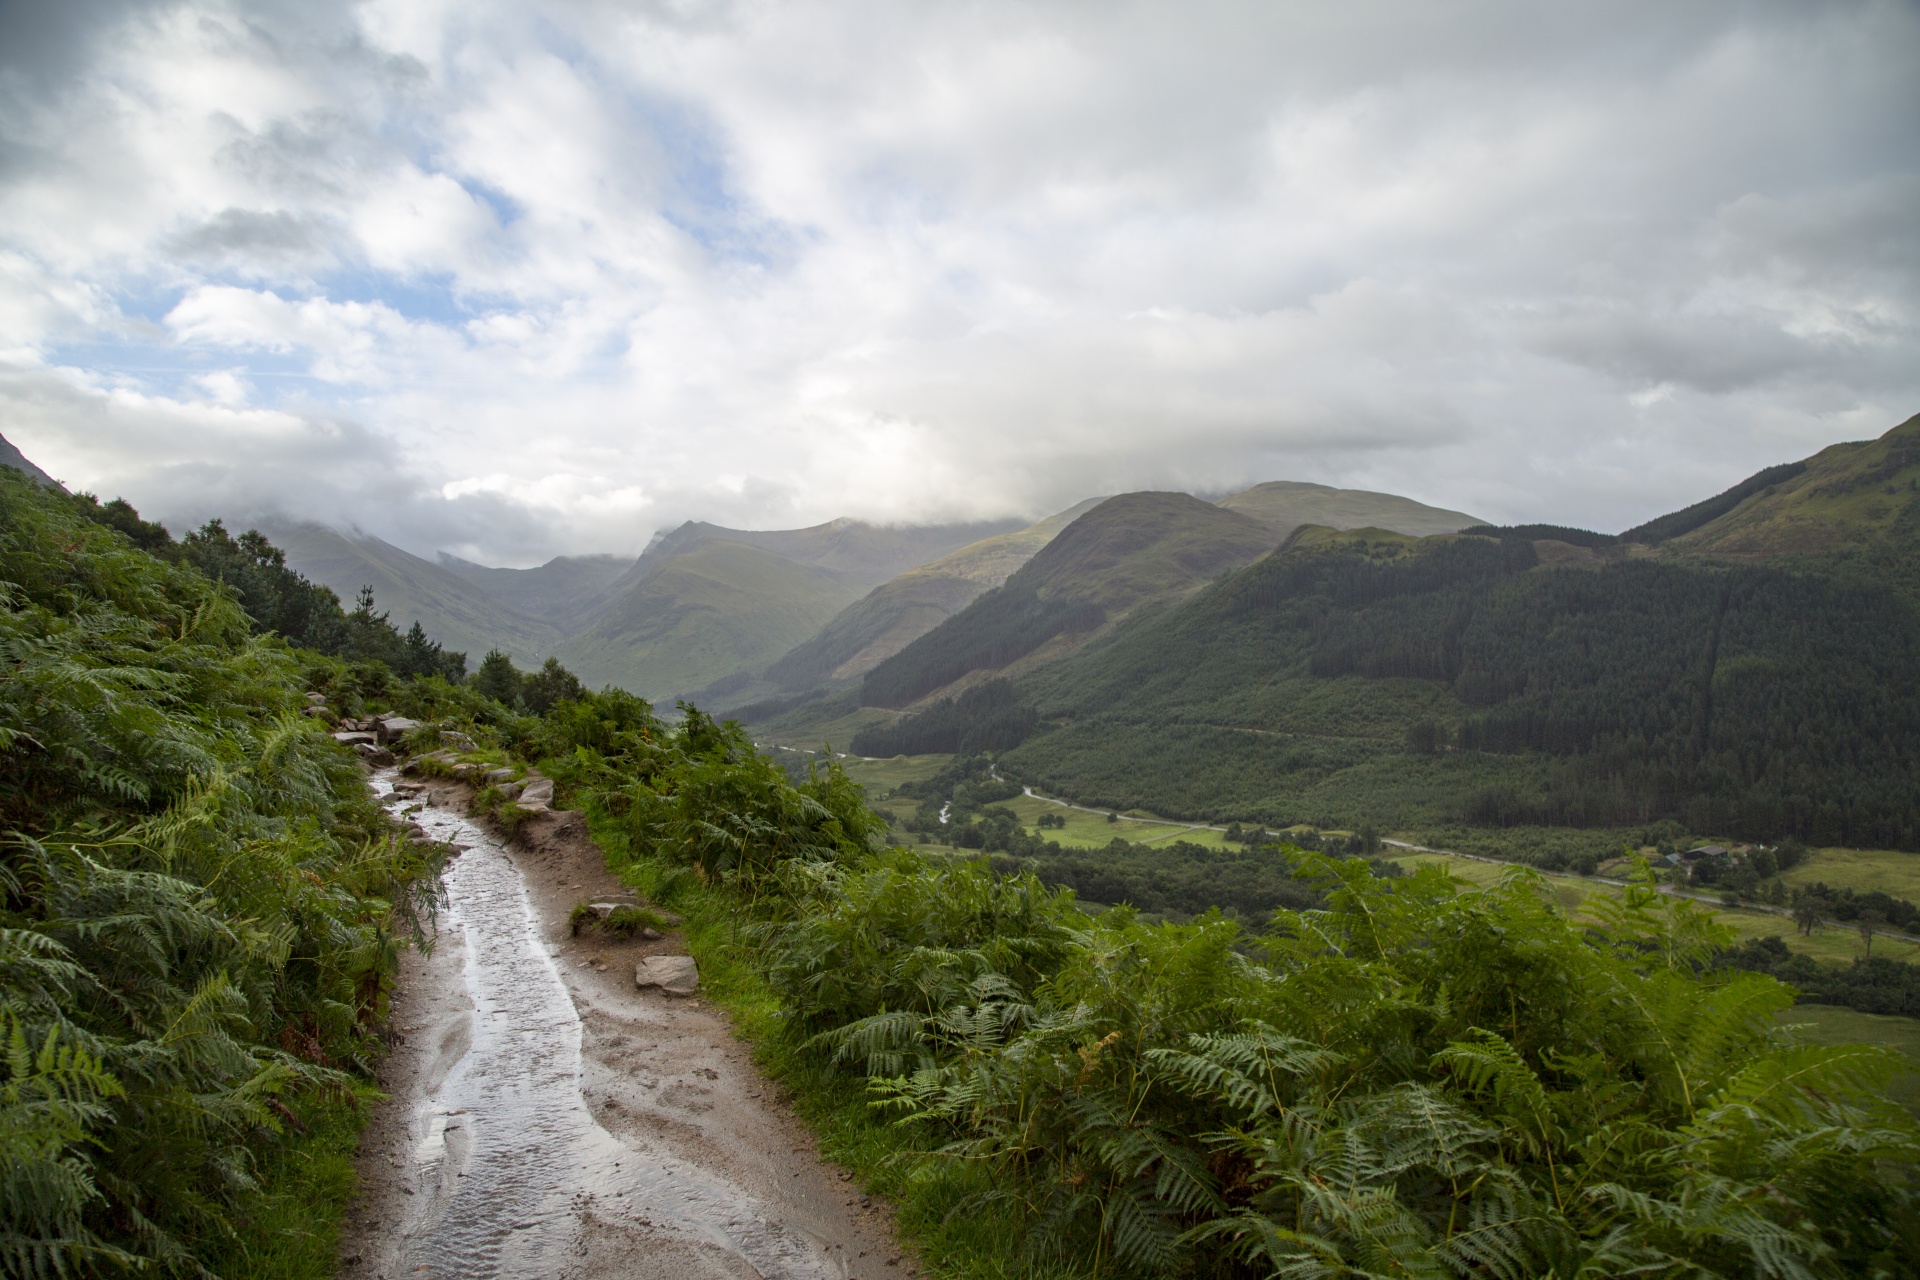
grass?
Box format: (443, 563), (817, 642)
(1780, 846), (1920, 899)
(1001, 791), (1239, 852)
(197, 1084), (375, 1280)
(1783, 1005), (1920, 1115)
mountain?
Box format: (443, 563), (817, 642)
(0, 431), (61, 489)
(436, 552), (633, 632)
(762, 498), (1105, 691)
(846, 415), (1920, 852)
(551, 540), (866, 700)
(1653, 412), (1920, 601)
(1217, 480), (1482, 537)
(262, 521), (563, 663)
(857, 491), (1277, 709)
(619, 516), (1024, 593)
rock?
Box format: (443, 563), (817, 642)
(484, 767), (516, 783)
(518, 777), (555, 805)
(634, 955), (698, 996)
(304, 692), (327, 705)
(451, 763), (479, 780)
(639, 926), (664, 941)
(355, 743), (395, 765)
(375, 716), (421, 744)
(300, 705), (329, 718)
(497, 782), (523, 800)
(332, 731), (377, 747)
(440, 730), (478, 752)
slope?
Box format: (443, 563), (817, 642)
(0, 429), (62, 489)
(763, 498), (1104, 691)
(601, 515), (1026, 603)
(987, 519), (1920, 847)
(1217, 480), (1483, 537)
(859, 492), (1277, 709)
(265, 520), (562, 663)
(552, 539), (866, 700)
(1657, 412), (1920, 602)
(436, 551), (633, 631)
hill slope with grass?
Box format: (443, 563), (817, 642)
(268, 520), (564, 663)
(1217, 479), (1484, 537)
(436, 550), (634, 631)
(763, 498), (1104, 692)
(553, 539), (866, 700)
(857, 491), (1277, 709)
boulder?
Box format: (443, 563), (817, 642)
(355, 743), (395, 765)
(518, 777), (555, 805)
(332, 731), (377, 747)
(496, 782), (524, 800)
(484, 767), (516, 783)
(634, 955), (699, 996)
(375, 716), (421, 744)
(304, 692), (327, 705)
(440, 730), (478, 752)
(451, 763), (479, 780)
(300, 705), (330, 718)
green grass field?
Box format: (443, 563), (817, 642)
(1783, 1005), (1920, 1115)
(1781, 846), (1920, 899)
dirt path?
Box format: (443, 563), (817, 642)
(338, 774), (916, 1280)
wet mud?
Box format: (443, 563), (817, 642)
(338, 775), (915, 1280)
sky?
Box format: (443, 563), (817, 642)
(0, 0), (1915, 566)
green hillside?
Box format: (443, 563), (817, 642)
(1218, 479), (1483, 537)
(858, 491), (1277, 709)
(553, 539), (864, 699)
(987, 520), (1920, 846)
(264, 520), (563, 662)
(763, 498), (1102, 691)
(436, 550), (632, 630)
(624, 514), (1023, 591)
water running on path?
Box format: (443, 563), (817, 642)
(370, 773), (849, 1279)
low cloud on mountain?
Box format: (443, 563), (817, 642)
(1, 0), (1915, 562)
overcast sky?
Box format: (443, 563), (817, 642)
(1, 0), (1915, 564)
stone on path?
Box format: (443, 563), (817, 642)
(634, 955), (699, 996)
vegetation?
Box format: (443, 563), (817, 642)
(0, 469), (446, 1275)
(512, 689), (1920, 1278)
(851, 679), (1037, 755)
(992, 523), (1920, 850)
(860, 492), (1274, 709)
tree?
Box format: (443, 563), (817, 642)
(1858, 909), (1888, 959)
(1791, 890), (1823, 937)
(521, 656), (586, 715)
(473, 648), (523, 707)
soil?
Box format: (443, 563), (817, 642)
(337, 777), (918, 1280)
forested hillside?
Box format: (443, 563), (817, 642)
(996, 524), (1920, 847)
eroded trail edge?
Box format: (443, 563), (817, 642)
(338, 773), (913, 1280)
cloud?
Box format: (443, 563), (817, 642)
(0, 0), (1915, 561)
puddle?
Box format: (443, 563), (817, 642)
(375, 773), (843, 1278)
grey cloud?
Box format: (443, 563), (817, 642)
(162, 208), (334, 270)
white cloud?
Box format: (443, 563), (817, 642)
(0, 0), (1914, 562)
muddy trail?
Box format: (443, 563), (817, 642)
(339, 772), (914, 1280)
